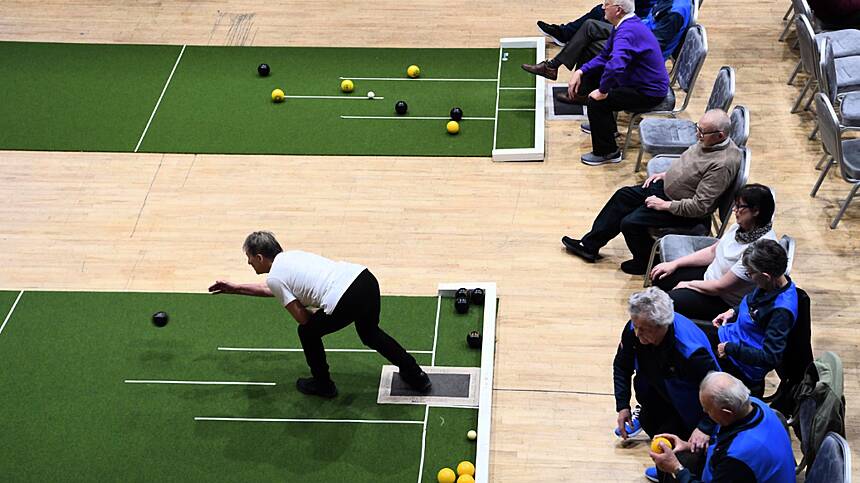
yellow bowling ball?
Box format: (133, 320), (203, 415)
(447, 120), (460, 134)
(437, 467), (456, 483)
(407, 64), (421, 78)
(651, 436), (674, 454)
(457, 476), (475, 483)
(340, 79), (354, 93)
(457, 461), (475, 476)
(271, 88), (285, 102)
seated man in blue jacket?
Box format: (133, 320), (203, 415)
(650, 372), (795, 482)
(613, 287), (720, 482)
(701, 239), (799, 397)
(535, 0), (655, 46)
(523, 0), (690, 88)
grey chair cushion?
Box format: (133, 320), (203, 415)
(834, 56), (860, 92)
(658, 234), (719, 263)
(816, 29), (860, 58)
(841, 138), (860, 180)
(646, 155), (677, 176)
(639, 118), (697, 153)
(840, 93), (860, 127)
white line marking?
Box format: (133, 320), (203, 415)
(135, 44), (186, 153)
(492, 47), (503, 151)
(340, 116), (495, 121)
(498, 108), (536, 111)
(0, 291), (24, 336)
(416, 405), (430, 483)
(431, 295), (441, 367)
(218, 347), (432, 354)
(195, 417), (424, 424)
(499, 87), (537, 90)
(284, 95), (384, 100)
(339, 76), (496, 82)
(124, 379), (275, 386)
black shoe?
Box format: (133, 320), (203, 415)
(556, 92), (588, 105)
(620, 259), (647, 275)
(561, 236), (601, 263)
(521, 61), (558, 81)
(296, 377), (338, 398)
(399, 370), (432, 392)
(537, 21), (568, 46)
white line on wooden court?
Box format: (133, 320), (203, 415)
(124, 379), (275, 386)
(195, 417), (424, 424)
(134, 44), (186, 153)
(217, 347), (432, 354)
(284, 95), (384, 100)
(0, 291), (24, 337)
(339, 76), (496, 82)
(340, 115), (495, 121)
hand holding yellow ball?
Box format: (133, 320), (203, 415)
(650, 436), (674, 454)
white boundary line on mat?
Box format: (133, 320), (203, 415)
(194, 417), (424, 424)
(124, 379), (275, 386)
(416, 294), (441, 483)
(491, 46), (503, 154)
(0, 291), (24, 337)
(134, 44), (186, 153)
(217, 347), (432, 354)
(339, 76), (496, 82)
(284, 95), (384, 100)
(340, 115), (495, 121)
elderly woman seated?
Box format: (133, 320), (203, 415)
(649, 184), (776, 321)
(699, 239), (798, 396)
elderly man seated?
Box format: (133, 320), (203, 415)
(613, 287), (720, 482)
(526, 0), (691, 90)
(701, 239), (799, 396)
(650, 372), (795, 482)
(562, 110), (741, 275)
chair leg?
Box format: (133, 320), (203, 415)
(809, 122), (819, 140)
(816, 153), (829, 170)
(831, 183), (860, 229)
(779, 15), (794, 41)
(803, 89), (816, 111)
(643, 240), (661, 288)
(782, 3), (793, 21)
(634, 148), (646, 173)
(810, 157), (834, 197)
(791, 78), (812, 113)
(787, 61), (801, 85)
(622, 113), (641, 158)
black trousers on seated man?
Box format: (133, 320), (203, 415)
(297, 269), (424, 382)
(580, 180), (708, 269)
(555, 19), (612, 71)
(579, 70), (665, 155)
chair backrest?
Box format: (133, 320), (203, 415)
(673, 24), (708, 95)
(805, 432), (851, 483)
(818, 38), (838, 105)
(779, 234), (796, 276)
(796, 14), (818, 75)
(729, 105), (750, 147)
(692, 0), (700, 23)
(792, 0), (818, 30)
(815, 93), (851, 179)
(713, 146), (750, 237)
(705, 66), (735, 113)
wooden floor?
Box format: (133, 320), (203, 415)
(1, 0), (858, 480)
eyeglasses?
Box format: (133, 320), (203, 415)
(733, 204), (751, 211)
(695, 123), (723, 137)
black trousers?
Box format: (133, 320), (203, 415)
(580, 181), (707, 267)
(555, 19), (612, 70)
(579, 70), (665, 155)
(297, 269), (422, 381)
(559, 4), (608, 39)
(652, 266), (732, 321)
(638, 382), (696, 482)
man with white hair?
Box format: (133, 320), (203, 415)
(613, 287), (720, 482)
(650, 372), (795, 482)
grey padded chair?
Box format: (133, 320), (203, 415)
(810, 93), (860, 228)
(620, 24), (708, 158)
(809, 38), (860, 140)
(635, 67), (735, 172)
(805, 432), (852, 483)
(786, 0), (860, 84)
(643, 104), (749, 177)
(794, 15), (860, 114)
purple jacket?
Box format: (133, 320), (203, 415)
(580, 16), (670, 98)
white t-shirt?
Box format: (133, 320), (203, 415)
(703, 223), (777, 305)
(266, 251), (366, 314)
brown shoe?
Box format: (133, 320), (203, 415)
(521, 61), (558, 81)
(556, 92), (588, 105)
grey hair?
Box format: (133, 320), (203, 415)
(742, 239), (787, 277)
(243, 231), (284, 259)
(701, 372), (751, 414)
(611, 0), (636, 14)
(628, 287), (675, 327)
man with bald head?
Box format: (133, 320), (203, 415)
(562, 109), (741, 275)
(650, 372), (795, 482)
